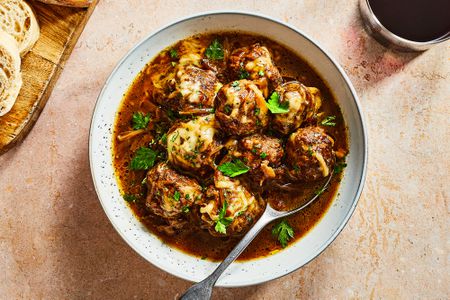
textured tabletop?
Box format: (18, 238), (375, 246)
(1, 0), (449, 299)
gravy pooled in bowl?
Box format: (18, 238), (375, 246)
(113, 32), (348, 261)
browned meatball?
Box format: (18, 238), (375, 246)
(286, 127), (335, 181)
(226, 134), (284, 185)
(152, 64), (222, 114)
(272, 82), (322, 135)
(229, 44), (282, 97)
(199, 171), (263, 236)
(215, 80), (269, 136)
(145, 163), (203, 234)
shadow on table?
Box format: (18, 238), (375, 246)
(340, 9), (422, 92)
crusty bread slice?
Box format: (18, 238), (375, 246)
(0, 30), (22, 117)
(0, 0), (40, 56)
(35, 0), (92, 7)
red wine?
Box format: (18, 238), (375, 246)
(368, 0), (450, 42)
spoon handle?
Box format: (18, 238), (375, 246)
(179, 206), (278, 300)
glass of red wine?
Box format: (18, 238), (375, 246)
(359, 0), (450, 51)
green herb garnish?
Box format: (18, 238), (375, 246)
(272, 219), (294, 248)
(205, 38), (224, 60)
(173, 191), (181, 201)
(307, 146), (314, 156)
(260, 152), (267, 159)
(258, 70), (265, 77)
(238, 68), (250, 79)
(321, 115), (336, 126)
(224, 104), (232, 114)
(266, 91), (289, 114)
(218, 159), (250, 177)
(334, 162), (347, 174)
(132, 112), (151, 130)
(182, 206), (190, 213)
(169, 49), (178, 59)
(254, 108), (260, 115)
(130, 147), (158, 170)
(214, 201), (233, 234)
(123, 194), (137, 203)
(160, 133), (167, 144)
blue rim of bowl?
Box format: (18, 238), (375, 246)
(89, 10), (368, 287)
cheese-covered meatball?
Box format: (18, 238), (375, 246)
(145, 163), (203, 234)
(167, 114), (222, 175)
(199, 171), (263, 236)
(215, 80), (269, 136)
(155, 65), (222, 114)
(227, 134), (284, 185)
(286, 127), (335, 181)
(272, 82), (322, 135)
(229, 44), (282, 97)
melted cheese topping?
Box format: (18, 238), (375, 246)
(167, 114), (216, 170)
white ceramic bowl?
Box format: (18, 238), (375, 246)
(89, 11), (368, 287)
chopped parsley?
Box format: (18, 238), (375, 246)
(129, 147), (158, 170)
(173, 191), (181, 201)
(170, 131), (179, 142)
(205, 38), (224, 60)
(254, 108), (260, 115)
(307, 146), (314, 156)
(123, 194), (137, 203)
(258, 70), (265, 77)
(321, 115), (336, 126)
(159, 133), (167, 144)
(131, 112), (151, 130)
(266, 91), (289, 114)
(239, 68), (250, 79)
(169, 49), (178, 59)
(231, 80), (240, 90)
(214, 201), (233, 234)
(171, 61), (177, 67)
(260, 152), (267, 159)
(224, 104), (232, 114)
(272, 219), (294, 248)
(182, 206), (190, 213)
(218, 159), (250, 177)
(334, 161), (347, 174)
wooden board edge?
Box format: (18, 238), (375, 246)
(0, 1), (99, 155)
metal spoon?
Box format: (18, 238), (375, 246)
(179, 173), (333, 300)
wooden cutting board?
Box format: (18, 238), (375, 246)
(0, 0), (98, 155)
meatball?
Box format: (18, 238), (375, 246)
(199, 171), (263, 236)
(286, 126), (335, 181)
(229, 44), (282, 97)
(227, 134), (284, 185)
(167, 114), (222, 175)
(145, 163), (203, 234)
(154, 65), (222, 113)
(272, 82), (322, 135)
(215, 80), (269, 136)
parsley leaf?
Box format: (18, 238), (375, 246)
(173, 191), (181, 201)
(182, 206), (190, 213)
(260, 152), (267, 159)
(130, 147), (158, 170)
(123, 194), (137, 203)
(334, 161), (347, 174)
(132, 112), (151, 130)
(258, 70), (265, 76)
(169, 49), (178, 59)
(205, 39), (224, 60)
(321, 115), (336, 126)
(218, 159), (250, 177)
(238, 68), (250, 79)
(266, 91), (289, 114)
(214, 201), (233, 234)
(272, 219), (294, 248)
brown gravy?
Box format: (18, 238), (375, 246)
(112, 32), (348, 261)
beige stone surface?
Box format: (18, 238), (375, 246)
(1, 0), (449, 299)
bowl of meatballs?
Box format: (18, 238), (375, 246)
(89, 12), (367, 286)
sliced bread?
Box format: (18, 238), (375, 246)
(35, 0), (92, 7)
(0, 0), (40, 56)
(0, 30), (22, 117)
